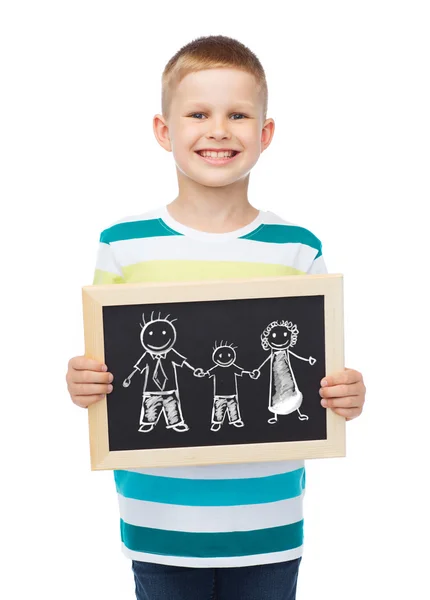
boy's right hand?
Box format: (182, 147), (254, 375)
(66, 356), (113, 408)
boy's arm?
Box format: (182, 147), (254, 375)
(306, 241), (327, 275)
(92, 228), (126, 285)
(68, 229), (126, 409)
(307, 240), (366, 420)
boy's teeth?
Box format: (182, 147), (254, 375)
(200, 150), (235, 158)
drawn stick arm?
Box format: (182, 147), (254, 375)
(233, 364), (248, 377)
(123, 366), (143, 387)
(257, 354), (271, 371)
(289, 350), (316, 364)
(183, 360), (197, 371)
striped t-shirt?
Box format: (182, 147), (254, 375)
(92, 204), (327, 568)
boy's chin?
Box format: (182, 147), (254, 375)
(183, 170), (243, 188)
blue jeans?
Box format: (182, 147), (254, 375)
(132, 557), (302, 600)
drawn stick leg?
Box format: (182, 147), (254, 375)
(268, 413), (278, 424)
(163, 391), (189, 432)
(139, 393), (163, 433)
(297, 408), (309, 421)
(226, 396), (244, 427)
(211, 395), (230, 431)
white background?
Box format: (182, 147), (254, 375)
(1, 1), (429, 598)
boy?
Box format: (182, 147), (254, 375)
(66, 35), (366, 600)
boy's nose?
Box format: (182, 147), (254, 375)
(206, 121), (232, 139)
(206, 133), (232, 143)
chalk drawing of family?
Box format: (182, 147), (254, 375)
(122, 312), (316, 434)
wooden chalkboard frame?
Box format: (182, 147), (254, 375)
(82, 274), (345, 470)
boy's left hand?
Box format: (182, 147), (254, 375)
(319, 368), (365, 421)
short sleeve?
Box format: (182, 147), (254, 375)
(307, 254), (328, 274)
(170, 348), (187, 367)
(207, 366), (218, 378)
(92, 233), (126, 285)
(134, 352), (148, 372)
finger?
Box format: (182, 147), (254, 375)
(321, 395), (361, 409)
(321, 368), (362, 388)
(71, 383), (113, 396)
(72, 394), (106, 408)
(71, 370), (113, 385)
(70, 356), (108, 372)
(331, 407), (363, 420)
(319, 382), (363, 399)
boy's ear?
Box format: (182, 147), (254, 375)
(153, 114), (172, 152)
(261, 118), (275, 153)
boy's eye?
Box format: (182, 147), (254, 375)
(189, 113), (246, 120)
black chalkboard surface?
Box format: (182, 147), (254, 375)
(83, 275), (344, 469)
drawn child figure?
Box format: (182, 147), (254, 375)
(123, 312), (201, 433)
(256, 320), (316, 424)
(196, 341), (258, 431)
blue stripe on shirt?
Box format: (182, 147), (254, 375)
(114, 468), (305, 506)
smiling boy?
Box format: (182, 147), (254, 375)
(66, 35), (366, 600)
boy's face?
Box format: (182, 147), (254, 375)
(155, 68), (274, 188)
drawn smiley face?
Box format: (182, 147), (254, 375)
(141, 320), (177, 354)
(212, 346), (236, 367)
(267, 325), (292, 350)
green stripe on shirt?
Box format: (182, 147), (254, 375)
(120, 518), (304, 557)
(100, 219), (182, 244)
(240, 224), (322, 257)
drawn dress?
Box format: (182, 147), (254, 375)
(269, 350), (303, 415)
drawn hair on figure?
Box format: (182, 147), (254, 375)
(260, 320), (299, 351)
(140, 311), (178, 328)
(212, 340), (238, 351)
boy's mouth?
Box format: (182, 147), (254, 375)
(195, 150), (240, 165)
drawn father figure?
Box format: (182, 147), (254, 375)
(123, 312), (203, 433)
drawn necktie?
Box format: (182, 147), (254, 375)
(153, 356), (168, 390)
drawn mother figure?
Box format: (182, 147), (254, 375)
(257, 320), (316, 424)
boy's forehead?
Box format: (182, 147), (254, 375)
(174, 68), (261, 108)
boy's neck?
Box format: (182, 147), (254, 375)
(167, 176), (259, 234)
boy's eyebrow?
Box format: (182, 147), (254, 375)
(183, 100), (255, 110)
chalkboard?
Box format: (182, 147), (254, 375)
(83, 275), (345, 469)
